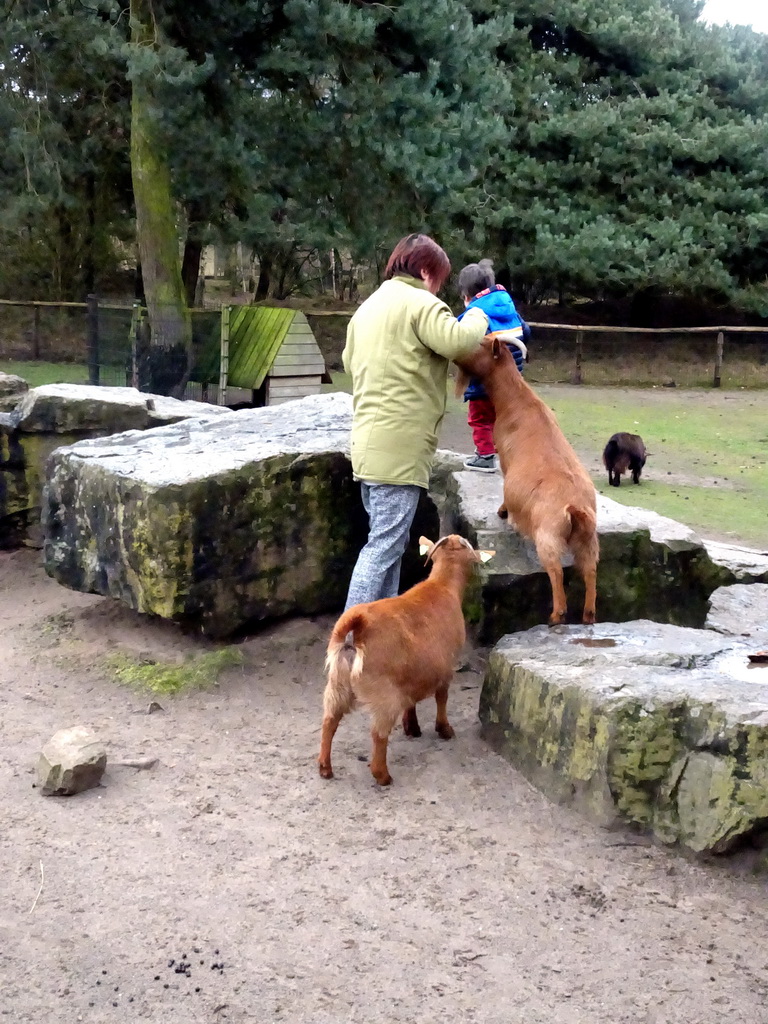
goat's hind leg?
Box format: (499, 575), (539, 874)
(318, 675), (355, 780)
(573, 536), (599, 626)
(434, 682), (455, 740)
(402, 706), (422, 737)
(535, 532), (568, 625)
(318, 712), (343, 779)
(369, 709), (400, 786)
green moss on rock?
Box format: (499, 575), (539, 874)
(481, 622), (768, 857)
(106, 647), (244, 695)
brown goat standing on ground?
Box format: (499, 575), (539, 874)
(318, 535), (493, 786)
(457, 337), (599, 625)
(603, 432), (647, 487)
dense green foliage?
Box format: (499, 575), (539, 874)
(2, 0), (767, 318)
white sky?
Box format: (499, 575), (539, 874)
(702, 0), (768, 33)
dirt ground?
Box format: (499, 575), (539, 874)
(3, 388), (768, 1023)
(3, 545), (768, 1024)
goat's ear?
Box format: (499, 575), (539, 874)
(478, 549), (495, 563)
(491, 337), (502, 360)
(454, 367), (470, 399)
(418, 536), (435, 558)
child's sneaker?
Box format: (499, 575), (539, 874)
(464, 453), (496, 473)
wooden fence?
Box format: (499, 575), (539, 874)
(3, 297), (768, 389)
(306, 310), (768, 388)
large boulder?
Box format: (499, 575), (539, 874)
(1, 384), (230, 549)
(43, 392), (439, 636)
(434, 465), (768, 643)
(480, 620), (768, 855)
(706, 582), (768, 642)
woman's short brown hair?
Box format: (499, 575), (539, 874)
(384, 233), (451, 291)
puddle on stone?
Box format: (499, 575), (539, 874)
(569, 638), (617, 649)
(714, 652), (768, 684)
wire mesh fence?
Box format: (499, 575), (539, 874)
(0, 301), (91, 364)
(0, 298), (224, 395)
(0, 298), (135, 386)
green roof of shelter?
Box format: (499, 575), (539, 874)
(227, 306), (297, 389)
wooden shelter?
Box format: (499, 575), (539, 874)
(194, 306), (330, 407)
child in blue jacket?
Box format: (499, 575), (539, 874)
(457, 259), (530, 472)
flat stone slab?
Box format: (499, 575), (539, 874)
(11, 383), (231, 433)
(2, 385), (232, 549)
(43, 392), (440, 634)
(703, 540), (768, 582)
(435, 460), (768, 642)
(44, 393), (442, 637)
(480, 620), (768, 855)
(706, 583), (768, 642)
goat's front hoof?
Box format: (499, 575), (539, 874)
(436, 722), (455, 740)
(497, 505), (509, 520)
(318, 761), (334, 780)
(370, 766), (392, 786)
(582, 611), (596, 625)
(548, 612), (567, 626)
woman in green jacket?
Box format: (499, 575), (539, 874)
(342, 233), (489, 609)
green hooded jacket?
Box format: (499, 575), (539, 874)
(342, 275), (488, 488)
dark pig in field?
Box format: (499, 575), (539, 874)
(603, 432), (647, 487)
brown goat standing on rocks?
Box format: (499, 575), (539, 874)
(456, 336), (599, 625)
(318, 535), (493, 786)
(603, 432), (647, 487)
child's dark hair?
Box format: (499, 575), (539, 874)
(458, 258), (495, 300)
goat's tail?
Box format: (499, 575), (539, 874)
(324, 610), (366, 714)
(566, 503), (597, 541)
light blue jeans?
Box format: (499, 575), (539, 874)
(344, 482), (422, 610)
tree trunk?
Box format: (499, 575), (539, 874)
(255, 254), (272, 300)
(182, 202), (205, 308)
(129, 0), (192, 397)
(182, 235), (204, 309)
(82, 172), (97, 296)
(55, 205), (76, 300)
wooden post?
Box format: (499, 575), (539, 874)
(32, 305), (41, 360)
(130, 301), (141, 388)
(572, 330), (583, 385)
(218, 304), (230, 405)
(713, 331), (724, 388)
(86, 293), (99, 385)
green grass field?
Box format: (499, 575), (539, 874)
(325, 371), (768, 549)
(540, 387), (768, 548)
(1, 359), (88, 388)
